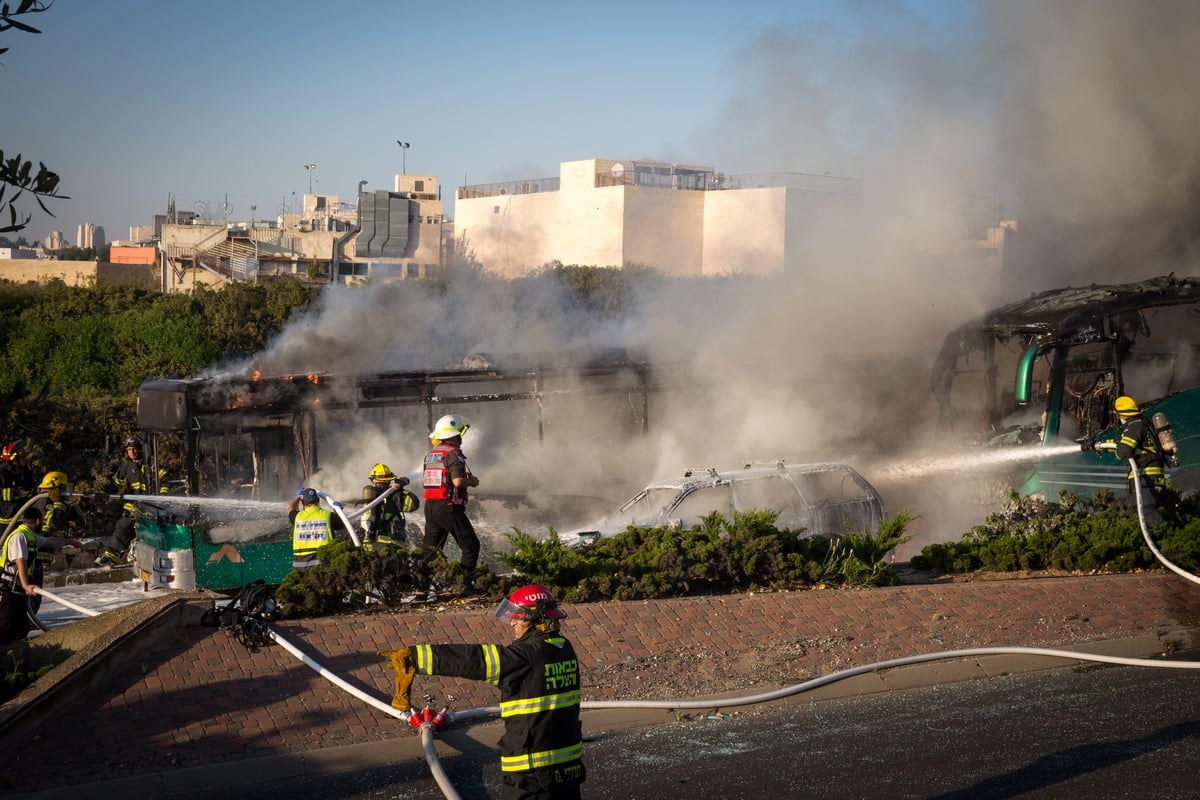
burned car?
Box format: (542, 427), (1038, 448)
(557, 461), (886, 548)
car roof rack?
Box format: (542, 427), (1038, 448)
(742, 460), (787, 470)
(682, 467), (720, 478)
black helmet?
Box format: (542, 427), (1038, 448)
(124, 435), (143, 449)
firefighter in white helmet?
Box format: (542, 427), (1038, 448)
(420, 414), (481, 571)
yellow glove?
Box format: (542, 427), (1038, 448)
(378, 648), (416, 712)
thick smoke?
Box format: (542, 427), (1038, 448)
(220, 2), (1200, 552)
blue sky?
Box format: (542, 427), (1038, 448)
(3, 0), (974, 245)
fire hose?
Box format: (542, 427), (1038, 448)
(39, 463), (1200, 800)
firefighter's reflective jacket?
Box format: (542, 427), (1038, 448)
(361, 485), (418, 545)
(112, 459), (168, 514)
(422, 444), (470, 505)
(410, 629), (583, 775)
(1115, 415), (1167, 484)
(292, 505), (334, 558)
(0, 461), (34, 521)
(0, 523), (39, 595)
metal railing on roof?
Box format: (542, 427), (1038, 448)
(457, 177), (560, 200)
(458, 170), (859, 200)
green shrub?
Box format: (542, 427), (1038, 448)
(911, 489), (1200, 575)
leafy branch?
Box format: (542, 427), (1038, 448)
(1, 1), (66, 234)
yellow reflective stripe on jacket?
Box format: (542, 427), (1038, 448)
(499, 741), (584, 772)
(482, 644), (500, 684)
(499, 690), (581, 717)
(412, 643), (501, 683)
(413, 644), (434, 673)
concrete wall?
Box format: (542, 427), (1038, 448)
(0, 259), (156, 287)
(624, 185), (705, 276)
(702, 188), (787, 276)
(456, 158), (850, 278)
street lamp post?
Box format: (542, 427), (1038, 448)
(304, 163), (317, 194)
(396, 141), (410, 173)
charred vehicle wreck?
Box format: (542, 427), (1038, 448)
(130, 350), (657, 589)
(931, 274), (1200, 501)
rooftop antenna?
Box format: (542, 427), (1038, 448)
(397, 141), (410, 173)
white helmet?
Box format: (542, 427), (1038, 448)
(430, 413), (470, 441)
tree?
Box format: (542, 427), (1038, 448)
(1, 1), (67, 234)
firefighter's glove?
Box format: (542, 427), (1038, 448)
(1095, 441), (1118, 452)
(391, 477), (410, 490)
(378, 648), (416, 712)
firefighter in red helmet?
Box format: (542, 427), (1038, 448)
(379, 584), (585, 798)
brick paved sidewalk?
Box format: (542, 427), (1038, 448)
(7, 572), (1200, 796)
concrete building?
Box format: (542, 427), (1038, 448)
(453, 158), (862, 277)
(76, 222), (106, 249)
(44, 230), (65, 251)
(0, 247), (37, 260)
(158, 173), (446, 292)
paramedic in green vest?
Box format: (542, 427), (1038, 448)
(287, 487), (345, 569)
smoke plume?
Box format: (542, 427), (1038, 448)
(220, 1), (1200, 553)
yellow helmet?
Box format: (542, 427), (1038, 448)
(1114, 396), (1141, 416)
(39, 471), (68, 491)
(370, 463), (396, 483)
(430, 413), (469, 441)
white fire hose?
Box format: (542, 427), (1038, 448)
(36, 462), (1200, 800)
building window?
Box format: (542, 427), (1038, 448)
(406, 263), (420, 279)
(493, 206), (500, 214)
(424, 264), (438, 277)
(414, 180), (425, 192)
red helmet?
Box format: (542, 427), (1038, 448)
(1, 440), (26, 460)
(493, 584), (567, 622)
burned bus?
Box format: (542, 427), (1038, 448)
(931, 275), (1200, 501)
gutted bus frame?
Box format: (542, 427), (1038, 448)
(931, 274), (1200, 499)
(136, 351), (657, 502)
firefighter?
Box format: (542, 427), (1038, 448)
(421, 414), (481, 571)
(0, 506), (81, 644)
(287, 487), (345, 569)
(96, 435), (168, 567)
(359, 463), (417, 549)
(1111, 395), (1168, 527)
(379, 584), (585, 799)
(0, 440), (36, 525)
(31, 471), (86, 538)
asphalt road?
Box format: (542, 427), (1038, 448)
(157, 657), (1200, 800)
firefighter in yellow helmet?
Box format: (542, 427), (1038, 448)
(359, 463), (418, 549)
(1110, 396), (1168, 527)
(31, 471), (86, 538)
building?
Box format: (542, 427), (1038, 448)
(0, 247), (37, 260)
(76, 222), (106, 250)
(453, 158), (862, 277)
(110, 246), (158, 265)
(44, 230), (65, 251)
(157, 172), (446, 292)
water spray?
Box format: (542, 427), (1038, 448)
(872, 443), (1082, 482)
